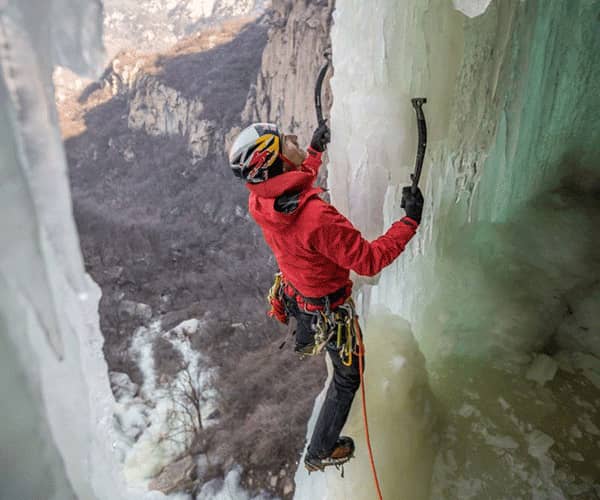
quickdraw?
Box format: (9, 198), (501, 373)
(308, 298), (363, 367)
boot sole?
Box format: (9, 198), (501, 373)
(304, 453), (354, 473)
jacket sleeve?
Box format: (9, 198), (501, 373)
(300, 147), (323, 180)
(308, 203), (418, 276)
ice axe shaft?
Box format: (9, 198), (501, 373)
(410, 97), (427, 194)
(315, 53), (331, 125)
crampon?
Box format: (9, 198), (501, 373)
(304, 436), (355, 475)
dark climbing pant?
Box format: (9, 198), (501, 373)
(285, 297), (362, 459)
(308, 341), (361, 458)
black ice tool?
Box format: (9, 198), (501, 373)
(410, 97), (428, 194)
(314, 53), (331, 125)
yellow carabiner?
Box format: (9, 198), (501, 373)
(268, 273), (283, 301)
(340, 318), (352, 366)
(342, 347), (353, 366)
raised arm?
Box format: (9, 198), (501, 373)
(308, 203), (418, 277)
(300, 122), (331, 179)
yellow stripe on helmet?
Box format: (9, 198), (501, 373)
(255, 134), (280, 168)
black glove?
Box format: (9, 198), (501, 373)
(401, 186), (424, 223)
(310, 122), (330, 152)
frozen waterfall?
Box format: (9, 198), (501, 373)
(1, 0), (599, 499)
(296, 0), (600, 499)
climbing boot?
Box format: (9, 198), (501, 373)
(304, 436), (355, 472)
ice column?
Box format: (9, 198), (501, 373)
(0, 2), (158, 498)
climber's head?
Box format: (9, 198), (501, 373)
(228, 123), (305, 183)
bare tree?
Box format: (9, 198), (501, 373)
(161, 363), (207, 455)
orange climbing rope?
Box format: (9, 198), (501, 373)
(355, 316), (384, 500)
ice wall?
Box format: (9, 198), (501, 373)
(0, 2), (159, 499)
(297, 0), (600, 498)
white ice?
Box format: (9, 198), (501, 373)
(296, 0), (600, 498)
(0, 1), (161, 498)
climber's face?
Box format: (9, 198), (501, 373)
(281, 134), (307, 170)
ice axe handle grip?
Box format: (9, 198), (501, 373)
(410, 97), (427, 194)
(315, 54), (331, 125)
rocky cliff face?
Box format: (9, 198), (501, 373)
(64, 16), (272, 377)
(243, 0), (334, 149)
(103, 0), (269, 58)
(90, 17), (269, 162)
(105, 0), (335, 163)
(61, 3), (334, 498)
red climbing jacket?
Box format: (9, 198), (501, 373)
(247, 147), (418, 299)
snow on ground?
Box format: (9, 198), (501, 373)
(197, 466), (276, 500)
(112, 317), (215, 485)
(112, 316), (274, 499)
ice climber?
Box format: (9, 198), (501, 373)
(228, 122), (423, 472)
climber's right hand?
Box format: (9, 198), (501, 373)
(401, 186), (424, 223)
(310, 122), (330, 152)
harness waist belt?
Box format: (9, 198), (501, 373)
(299, 286), (348, 306)
(283, 277), (351, 312)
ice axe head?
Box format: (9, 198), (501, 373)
(411, 97), (427, 110)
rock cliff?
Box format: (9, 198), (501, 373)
(243, 0), (334, 149)
(103, 0), (269, 58)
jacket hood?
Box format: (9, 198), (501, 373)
(247, 169), (324, 230)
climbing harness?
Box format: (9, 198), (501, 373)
(267, 272), (351, 319)
(273, 273), (352, 314)
(285, 282), (356, 362)
(266, 273), (361, 363)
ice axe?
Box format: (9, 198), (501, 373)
(410, 97), (427, 194)
(314, 52), (331, 126)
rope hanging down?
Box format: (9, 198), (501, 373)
(356, 322), (384, 500)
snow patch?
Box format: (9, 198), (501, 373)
(196, 466), (275, 500)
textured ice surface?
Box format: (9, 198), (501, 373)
(525, 354), (558, 386)
(297, 0), (600, 498)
